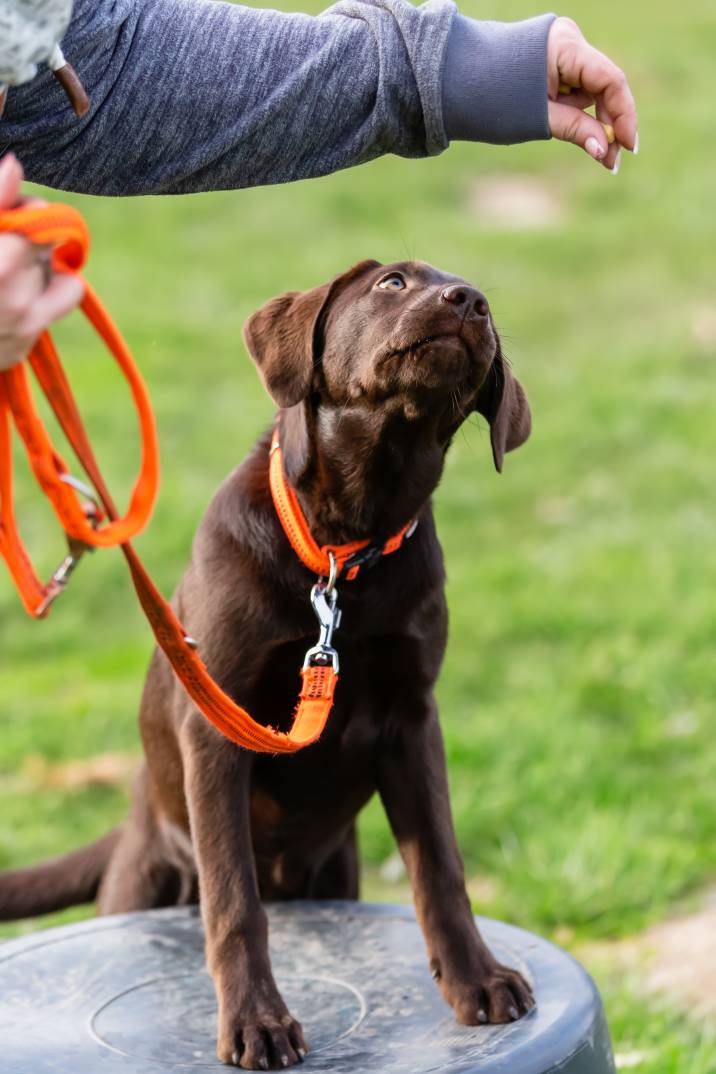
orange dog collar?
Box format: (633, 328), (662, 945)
(269, 429), (417, 583)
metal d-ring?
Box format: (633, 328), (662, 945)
(59, 473), (102, 525)
(324, 550), (338, 595)
(34, 475), (104, 617)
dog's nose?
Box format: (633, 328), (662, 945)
(440, 284), (489, 318)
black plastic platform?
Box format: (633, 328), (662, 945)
(0, 902), (615, 1073)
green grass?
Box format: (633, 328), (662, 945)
(592, 967), (716, 1074)
(1, 0), (715, 1068)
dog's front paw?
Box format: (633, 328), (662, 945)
(432, 954), (535, 1026)
(217, 999), (308, 1070)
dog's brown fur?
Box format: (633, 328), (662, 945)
(0, 260), (533, 1070)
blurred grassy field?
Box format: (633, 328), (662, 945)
(1, 0), (715, 1069)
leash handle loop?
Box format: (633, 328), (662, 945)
(0, 200), (337, 753)
(0, 202), (160, 616)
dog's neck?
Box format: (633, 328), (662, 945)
(279, 399), (449, 547)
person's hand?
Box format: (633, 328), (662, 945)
(547, 17), (638, 174)
(0, 152), (84, 371)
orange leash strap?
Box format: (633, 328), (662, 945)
(0, 202), (337, 753)
(119, 542), (339, 753)
(0, 203), (159, 614)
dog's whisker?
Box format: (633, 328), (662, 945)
(334, 394), (353, 433)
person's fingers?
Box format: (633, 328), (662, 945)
(571, 44), (638, 152)
(18, 271), (85, 341)
(557, 88), (620, 167)
(556, 88), (595, 111)
(548, 100), (613, 164)
(0, 232), (39, 281)
(595, 99), (621, 174)
(553, 89), (621, 172)
(0, 272), (84, 370)
(0, 240), (54, 318)
(0, 155), (81, 371)
(0, 152), (23, 209)
(548, 17), (638, 156)
(0, 342), (27, 369)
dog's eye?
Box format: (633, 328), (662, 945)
(377, 274), (406, 291)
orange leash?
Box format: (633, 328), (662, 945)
(0, 202), (416, 754)
(0, 204), (159, 614)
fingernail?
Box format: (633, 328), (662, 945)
(281, 1056), (290, 1067)
(585, 137), (605, 161)
(297, 1048), (307, 1059)
(509, 1005), (519, 1021)
(477, 1009), (488, 1024)
(632, 132), (640, 155)
(611, 150), (622, 176)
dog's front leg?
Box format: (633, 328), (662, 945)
(377, 698), (534, 1025)
(182, 715), (307, 1070)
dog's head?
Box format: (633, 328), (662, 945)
(243, 260), (530, 471)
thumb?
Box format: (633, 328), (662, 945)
(0, 153), (23, 209)
(548, 101), (610, 164)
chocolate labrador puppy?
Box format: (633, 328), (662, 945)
(0, 260), (533, 1070)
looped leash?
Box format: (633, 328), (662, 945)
(0, 200), (403, 753)
(0, 202), (159, 616)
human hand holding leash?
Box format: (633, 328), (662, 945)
(547, 16), (638, 173)
(0, 153), (84, 371)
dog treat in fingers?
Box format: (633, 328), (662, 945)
(558, 84), (616, 146)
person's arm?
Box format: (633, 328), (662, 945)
(0, 0), (557, 197)
(0, 153), (83, 370)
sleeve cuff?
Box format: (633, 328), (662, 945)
(442, 12), (556, 145)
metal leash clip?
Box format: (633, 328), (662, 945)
(35, 475), (102, 618)
(303, 552), (342, 673)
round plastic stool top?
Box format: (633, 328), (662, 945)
(0, 902), (615, 1074)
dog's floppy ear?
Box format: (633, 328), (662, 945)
(243, 260), (381, 408)
(475, 352), (531, 473)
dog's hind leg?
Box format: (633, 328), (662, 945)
(311, 824), (360, 900)
(97, 767), (197, 914)
(97, 824), (192, 915)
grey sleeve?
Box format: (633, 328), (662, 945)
(443, 13), (555, 143)
(0, 0), (554, 197)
